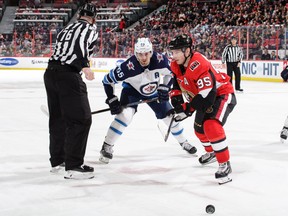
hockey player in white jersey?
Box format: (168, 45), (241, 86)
(99, 38), (197, 163)
(280, 116), (288, 143)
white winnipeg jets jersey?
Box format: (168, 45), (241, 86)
(102, 52), (172, 96)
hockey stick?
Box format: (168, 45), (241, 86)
(157, 114), (175, 142)
(91, 97), (158, 115)
(164, 114), (175, 142)
(41, 97), (158, 117)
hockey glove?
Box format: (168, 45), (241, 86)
(105, 95), (122, 115)
(157, 84), (170, 103)
(182, 102), (195, 116)
(174, 103), (195, 122)
(169, 90), (184, 113)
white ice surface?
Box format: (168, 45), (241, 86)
(0, 70), (288, 216)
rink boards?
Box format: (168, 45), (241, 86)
(0, 57), (287, 82)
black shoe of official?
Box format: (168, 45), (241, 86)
(50, 162), (65, 174)
(64, 165), (94, 179)
(280, 126), (288, 142)
(236, 89), (244, 93)
(99, 142), (114, 164)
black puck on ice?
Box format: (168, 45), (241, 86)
(206, 205), (215, 214)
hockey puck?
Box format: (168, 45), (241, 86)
(206, 205), (215, 214)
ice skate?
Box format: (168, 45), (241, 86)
(64, 165), (94, 180)
(50, 162), (65, 174)
(215, 161), (232, 185)
(198, 152), (216, 165)
(280, 126), (288, 143)
(99, 142), (114, 164)
(180, 141), (197, 155)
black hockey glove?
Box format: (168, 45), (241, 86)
(182, 102), (195, 116)
(157, 84), (170, 103)
(105, 95), (122, 115)
(169, 89), (184, 113)
(174, 102), (195, 122)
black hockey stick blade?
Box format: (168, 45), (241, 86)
(91, 97), (159, 115)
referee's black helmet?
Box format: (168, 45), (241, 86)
(79, 3), (97, 18)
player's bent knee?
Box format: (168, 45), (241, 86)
(194, 131), (209, 143)
(203, 119), (226, 142)
(115, 107), (135, 126)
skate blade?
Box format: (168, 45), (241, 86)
(186, 152), (198, 157)
(99, 155), (110, 164)
(64, 172), (94, 180)
(217, 176), (232, 185)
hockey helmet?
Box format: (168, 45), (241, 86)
(79, 3), (97, 18)
(168, 34), (192, 50)
(134, 38), (153, 55)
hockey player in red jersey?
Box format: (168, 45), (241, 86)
(168, 34), (237, 184)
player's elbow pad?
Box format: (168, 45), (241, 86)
(191, 91), (216, 111)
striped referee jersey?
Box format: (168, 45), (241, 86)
(221, 44), (243, 64)
(50, 19), (98, 71)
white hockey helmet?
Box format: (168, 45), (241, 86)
(134, 38), (153, 55)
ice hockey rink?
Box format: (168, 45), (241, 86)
(0, 70), (288, 216)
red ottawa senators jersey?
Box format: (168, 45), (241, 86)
(170, 52), (234, 102)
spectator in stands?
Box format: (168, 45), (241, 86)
(261, 48), (271, 60)
(270, 50), (278, 60)
(0, 34), (5, 43)
(118, 18), (126, 32)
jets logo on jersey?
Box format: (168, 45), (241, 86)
(127, 61), (135, 70)
(156, 53), (164, 63)
(189, 60), (200, 71)
(140, 82), (158, 95)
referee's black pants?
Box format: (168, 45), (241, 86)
(227, 62), (241, 90)
(44, 64), (92, 170)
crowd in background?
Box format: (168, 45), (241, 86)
(0, 0), (288, 60)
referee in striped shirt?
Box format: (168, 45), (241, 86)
(44, 3), (98, 179)
(222, 36), (244, 92)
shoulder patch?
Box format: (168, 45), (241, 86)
(156, 53), (164, 63)
(189, 60), (200, 71)
(127, 61), (135, 70)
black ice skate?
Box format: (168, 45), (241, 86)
(180, 141), (197, 155)
(215, 161), (232, 185)
(280, 126), (288, 143)
(99, 142), (114, 164)
(198, 152), (217, 165)
(64, 165), (94, 180)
